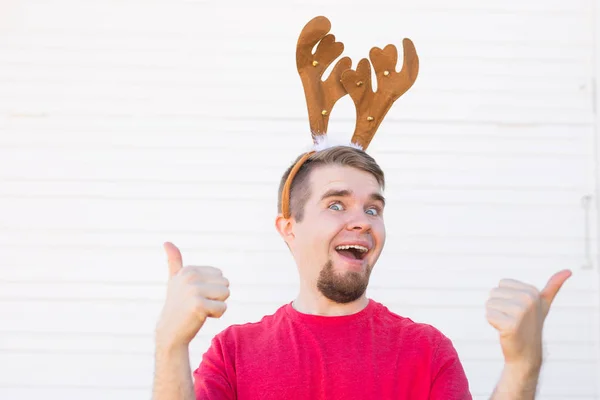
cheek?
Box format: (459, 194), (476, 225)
(317, 212), (347, 235)
(373, 220), (386, 246)
(296, 215), (334, 244)
(303, 212), (346, 246)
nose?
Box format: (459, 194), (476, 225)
(345, 210), (371, 232)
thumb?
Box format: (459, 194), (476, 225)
(163, 242), (183, 277)
(540, 269), (572, 316)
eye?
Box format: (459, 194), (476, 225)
(366, 207), (380, 216)
(329, 202), (344, 211)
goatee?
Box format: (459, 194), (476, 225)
(316, 259), (372, 304)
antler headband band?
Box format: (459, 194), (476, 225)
(281, 16), (419, 219)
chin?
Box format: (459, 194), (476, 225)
(317, 259), (372, 304)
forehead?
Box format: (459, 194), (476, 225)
(308, 164), (382, 196)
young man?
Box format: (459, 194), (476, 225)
(151, 16), (572, 399)
(152, 146), (571, 400)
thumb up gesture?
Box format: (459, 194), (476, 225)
(155, 242), (230, 348)
(486, 270), (572, 369)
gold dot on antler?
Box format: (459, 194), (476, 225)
(367, 116), (374, 121)
(356, 81), (363, 86)
(321, 110), (328, 116)
(383, 71), (390, 76)
(312, 61), (319, 67)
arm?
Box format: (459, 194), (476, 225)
(489, 363), (540, 400)
(486, 269), (572, 400)
(152, 343), (195, 400)
(151, 242), (231, 400)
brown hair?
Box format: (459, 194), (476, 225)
(277, 146), (385, 222)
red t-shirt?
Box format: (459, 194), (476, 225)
(193, 299), (472, 399)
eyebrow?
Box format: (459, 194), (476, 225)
(320, 189), (386, 207)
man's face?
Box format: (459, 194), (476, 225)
(287, 164), (386, 303)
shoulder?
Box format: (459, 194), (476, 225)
(213, 303), (290, 347)
(371, 300), (453, 350)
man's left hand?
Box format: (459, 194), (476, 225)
(486, 269), (572, 371)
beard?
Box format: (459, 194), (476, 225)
(316, 259), (373, 304)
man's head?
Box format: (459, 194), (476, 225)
(275, 146), (386, 304)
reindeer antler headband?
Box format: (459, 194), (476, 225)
(281, 16), (419, 218)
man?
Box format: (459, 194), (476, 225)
(151, 16), (572, 399)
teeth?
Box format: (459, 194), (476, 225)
(335, 245), (368, 253)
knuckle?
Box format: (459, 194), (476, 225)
(203, 266), (222, 275)
(186, 282), (200, 294)
(530, 288), (541, 298)
(193, 297), (206, 313)
(526, 284), (539, 294)
(514, 304), (527, 317)
(182, 267), (201, 279)
(519, 292), (532, 304)
(521, 291), (538, 306)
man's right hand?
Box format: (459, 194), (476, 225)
(155, 242), (230, 348)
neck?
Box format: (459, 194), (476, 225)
(292, 284), (369, 316)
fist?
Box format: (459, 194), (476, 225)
(155, 242), (230, 348)
(486, 269), (571, 368)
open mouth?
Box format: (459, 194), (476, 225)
(335, 244), (369, 260)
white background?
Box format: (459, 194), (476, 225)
(0, 1), (598, 399)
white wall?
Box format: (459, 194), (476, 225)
(0, 1), (598, 399)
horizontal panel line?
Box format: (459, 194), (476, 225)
(0, 120), (593, 129)
(0, 37), (592, 47)
(0, 179), (587, 192)
(0, 52), (593, 64)
(0, 387), (580, 399)
(1, 298), (596, 310)
(0, 200), (584, 211)
(0, 76), (593, 89)
(0, 71), (593, 83)
(0, 155), (588, 164)
(0, 82), (592, 97)
(0, 137), (590, 146)
(0, 194), (585, 208)
(0, 149), (591, 157)
(1, 101), (592, 115)
(0, 244), (587, 258)
(0, 384), (147, 390)
(1, 280), (595, 294)
(4, 4), (585, 15)
(0, 331), (154, 338)
(0, 243), (581, 260)
(1, 113), (594, 127)
(0, 134), (591, 142)
(0, 228), (588, 241)
(0, 330), (595, 345)
(0, 348), (596, 362)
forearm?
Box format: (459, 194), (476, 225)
(489, 363), (541, 400)
(152, 342), (196, 400)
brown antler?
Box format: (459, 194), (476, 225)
(341, 39), (419, 150)
(296, 16), (352, 139)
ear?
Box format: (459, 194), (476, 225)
(275, 213), (295, 244)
